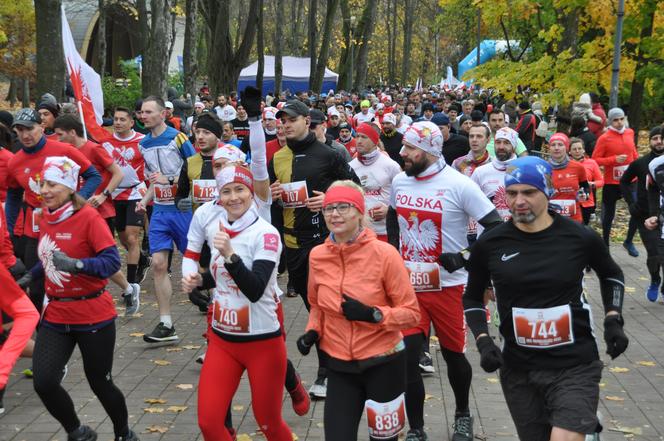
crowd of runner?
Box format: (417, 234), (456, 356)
(0, 81), (662, 441)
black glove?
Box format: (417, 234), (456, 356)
(241, 86), (262, 118)
(176, 197), (193, 212)
(16, 272), (33, 290)
(438, 252), (467, 273)
(52, 251), (83, 273)
(341, 294), (378, 323)
(604, 315), (629, 359)
(296, 330), (319, 356)
(476, 335), (503, 372)
(8, 258), (26, 280)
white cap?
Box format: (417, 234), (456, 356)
(382, 113), (397, 125)
(495, 127), (518, 148)
(42, 156), (80, 191)
(262, 107), (278, 120)
(164, 101), (174, 110)
(213, 143), (246, 163)
(403, 121), (443, 157)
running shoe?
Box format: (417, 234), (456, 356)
(308, 377), (327, 399)
(288, 373), (311, 415)
(189, 288), (210, 313)
(136, 252), (152, 284)
(115, 430), (139, 441)
(286, 286), (298, 298)
(143, 323), (179, 343)
(67, 425), (98, 441)
(452, 414), (474, 441)
(196, 352), (206, 364)
(419, 351), (435, 374)
(646, 283), (659, 302)
(405, 429), (428, 441)
(623, 241), (639, 257)
(123, 283), (141, 315)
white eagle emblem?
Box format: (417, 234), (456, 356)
(398, 212), (439, 262)
(37, 234), (71, 288)
(28, 176), (41, 196)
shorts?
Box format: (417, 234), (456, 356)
(500, 360), (603, 440)
(403, 285), (466, 353)
(113, 200), (145, 232)
(148, 209), (192, 254)
(105, 217), (115, 235)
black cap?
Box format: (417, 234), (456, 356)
(339, 122), (351, 130)
(448, 103), (461, 113)
(650, 126), (663, 139)
(309, 109), (326, 125)
(470, 110), (484, 122)
(276, 100), (309, 119)
(0, 110), (13, 128)
(422, 103), (434, 112)
(12, 108), (41, 128)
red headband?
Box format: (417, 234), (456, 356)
(323, 186), (365, 215)
(549, 132), (570, 151)
(355, 123), (380, 146)
(215, 165), (254, 194)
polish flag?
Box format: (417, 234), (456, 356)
(61, 6), (108, 142)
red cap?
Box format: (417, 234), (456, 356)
(355, 123), (380, 146)
(323, 186), (365, 215)
(549, 132), (570, 151)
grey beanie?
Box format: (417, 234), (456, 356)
(607, 107), (625, 122)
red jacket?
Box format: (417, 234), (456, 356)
(587, 103), (607, 139)
(306, 228), (419, 361)
(591, 128), (638, 185)
(575, 157), (604, 208)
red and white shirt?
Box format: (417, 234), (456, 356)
(390, 161), (495, 288)
(183, 201), (282, 337)
(79, 141), (115, 219)
(101, 131), (146, 201)
(349, 153), (401, 236)
(471, 160), (512, 222)
(550, 161), (587, 223)
(38, 205), (117, 324)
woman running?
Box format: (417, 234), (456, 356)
(569, 137), (604, 225)
(297, 181), (420, 441)
(26, 156), (138, 441)
(547, 132), (589, 223)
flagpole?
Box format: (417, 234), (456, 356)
(77, 100), (88, 140)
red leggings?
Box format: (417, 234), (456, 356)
(198, 333), (292, 441)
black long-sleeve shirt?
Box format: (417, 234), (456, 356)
(621, 151), (659, 218)
(463, 212), (624, 370)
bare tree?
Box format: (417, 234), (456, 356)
(310, 0), (339, 93)
(401, 0), (415, 84)
(97, 0), (107, 79)
(353, 0), (378, 90)
(35, 0), (65, 101)
(256, 0), (265, 91)
(200, 0), (260, 95)
(141, 0), (173, 98)
(307, 0), (318, 86)
(183, 0), (199, 99)
(274, 0), (284, 94)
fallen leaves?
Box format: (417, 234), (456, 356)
(176, 383), (194, 390)
(605, 396), (625, 402)
(636, 361), (656, 367)
(167, 405), (188, 413)
(144, 407), (165, 413)
(182, 344), (202, 350)
(608, 425), (643, 435)
(153, 359), (172, 366)
(129, 332), (144, 337)
(486, 377), (499, 384)
(166, 347), (183, 352)
(144, 398), (167, 404)
(609, 367), (630, 373)
(624, 287), (636, 293)
(236, 435), (253, 441)
(146, 425), (169, 434)
(232, 405), (245, 411)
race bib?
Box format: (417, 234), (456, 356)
(281, 181), (308, 208)
(405, 261), (441, 292)
(366, 393), (406, 439)
(211, 291), (251, 334)
(192, 179), (217, 203)
(551, 199), (576, 217)
(154, 183), (178, 203)
(32, 208), (42, 233)
(512, 305), (574, 348)
(613, 165), (628, 180)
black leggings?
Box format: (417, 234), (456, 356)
(635, 214), (663, 285)
(33, 322), (130, 438)
(601, 184), (638, 245)
(325, 352), (406, 441)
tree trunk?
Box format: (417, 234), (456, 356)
(307, 0), (318, 88)
(184, 0), (199, 99)
(336, 0), (351, 90)
(274, 0), (284, 94)
(35, 0), (65, 101)
(142, 0), (173, 98)
(557, 7), (580, 55)
(205, 0), (260, 95)
(22, 78), (30, 107)
(386, 0), (394, 84)
(167, 8), (178, 67)
(7, 78), (17, 107)
(311, 0), (339, 93)
(136, 0), (149, 55)
(97, 0), (107, 79)
(256, 0), (265, 91)
(353, 0), (378, 90)
(627, 0), (656, 133)
(401, 0), (415, 84)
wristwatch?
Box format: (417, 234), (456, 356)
(103, 189), (112, 198)
(371, 307), (383, 323)
(74, 259), (84, 271)
(224, 253), (240, 265)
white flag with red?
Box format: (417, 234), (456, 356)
(61, 6), (108, 141)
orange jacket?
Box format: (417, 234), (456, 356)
(306, 228), (419, 361)
(591, 128), (638, 185)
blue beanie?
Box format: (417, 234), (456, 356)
(505, 157), (554, 198)
(431, 112), (450, 126)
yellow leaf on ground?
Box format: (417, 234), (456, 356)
(167, 405), (188, 413)
(232, 405), (245, 411)
(609, 367), (630, 373)
(430, 336), (439, 343)
(144, 398), (167, 404)
(605, 396), (625, 402)
(487, 378), (499, 384)
(176, 383), (193, 390)
(129, 332), (144, 337)
(182, 344), (202, 350)
(599, 383), (606, 388)
(292, 433), (299, 440)
(424, 394), (436, 401)
(146, 425), (169, 433)
(143, 407), (165, 413)
(637, 361), (656, 367)
(236, 435), (253, 441)
(153, 360), (171, 366)
(609, 426), (643, 435)
(624, 287), (636, 293)
(166, 347), (183, 352)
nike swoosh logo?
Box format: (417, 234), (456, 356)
(501, 252), (520, 261)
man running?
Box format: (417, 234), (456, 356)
(486, 109), (528, 158)
(452, 125), (491, 177)
(136, 97), (196, 344)
(464, 156), (628, 441)
(387, 121), (501, 441)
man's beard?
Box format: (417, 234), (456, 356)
(651, 145), (664, 156)
(495, 151), (512, 162)
(512, 210), (536, 224)
(404, 156), (429, 176)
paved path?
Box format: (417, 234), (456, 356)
(2, 243), (663, 441)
